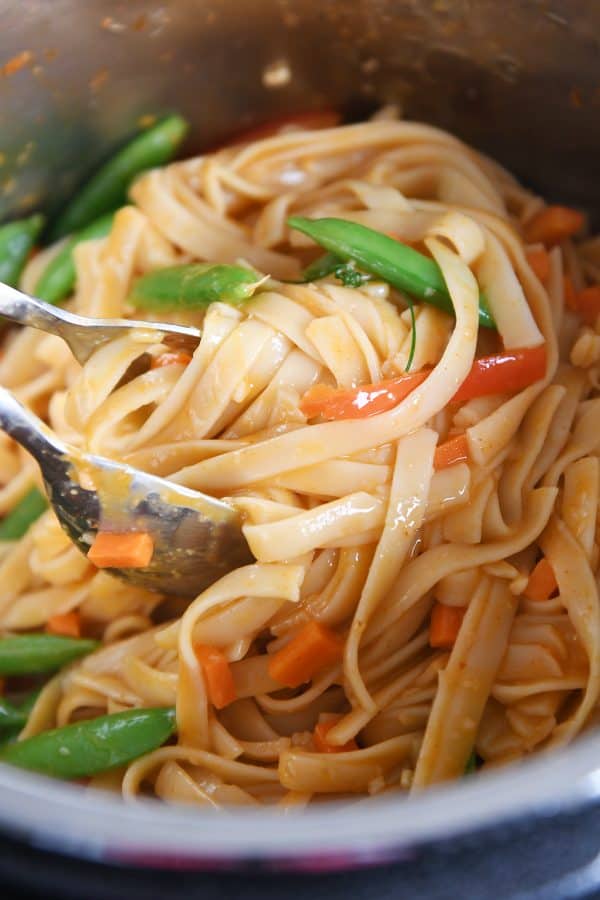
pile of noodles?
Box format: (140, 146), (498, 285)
(1, 106), (599, 807)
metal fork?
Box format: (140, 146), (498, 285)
(0, 282), (252, 597)
(0, 280), (201, 362)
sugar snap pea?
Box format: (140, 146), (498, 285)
(0, 690), (41, 748)
(302, 253), (371, 288)
(0, 634), (99, 676)
(0, 487), (48, 541)
(0, 706), (176, 778)
(0, 687), (39, 731)
(0, 697), (28, 732)
(288, 216), (495, 329)
(49, 115), (189, 240)
(129, 263), (264, 311)
(35, 212), (115, 305)
(0, 214), (45, 287)
(302, 252), (340, 282)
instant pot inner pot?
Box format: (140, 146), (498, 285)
(1, 0), (599, 225)
(1, 0), (600, 886)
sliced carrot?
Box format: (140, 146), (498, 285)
(524, 206), (584, 248)
(429, 603), (466, 649)
(2, 51), (33, 78)
(194, 644), (237, 709)
(268, 621), (344, 688)
(150, 351), (193, 369)
(434, 434), (469, 469)
(563, 276), (578, 311)
(87, 531), (154, 569)
(523, 557), (558, 602)
(574, 285), (600, 327)
(46, 611), (81, 638)
(452, 346), (547, 405)
(300, 370), (430, 421)
(313, 716), (358, 753)
(300, 347), (545, 422)
(526, 248), (550, 283)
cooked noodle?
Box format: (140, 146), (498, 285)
(3, 108), (600, 806)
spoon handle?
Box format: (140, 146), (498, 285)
(0, 384), (67, 467)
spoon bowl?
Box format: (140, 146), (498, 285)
(49, 447), (252, 598)
(0, 387), (252, 597)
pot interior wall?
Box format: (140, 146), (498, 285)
(1, 0), (599, 223)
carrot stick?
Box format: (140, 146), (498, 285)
(524, 206), (585, 247)
(299, 346), (546, 422)
(300, 370), (430, 421)
(194, 644), (237, 709)
(574, 285), (600, 327)
(87, 532), (154, 569)
(434, 434), (469, 469)
(523, 558), (558, 601)
(313, 716), (358, 753)
(268, 621), (344, 688)
(451, 346), (547, 405)
(46, 612), (81, 639)
(429, 603), (466, 649)
(150, 351), (193, 369)
(526, 248), (550, 283)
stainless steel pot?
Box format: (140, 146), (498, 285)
(1, 0), (600, 885)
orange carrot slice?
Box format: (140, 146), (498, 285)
(429, 603), (466, 649)
(523, 558), (558, 601)
(524, 206), (585, 247)
(268, 621), (344, 688)
(313, 716), (358, 753)
(194, 644), (237, 709)
(46, 611), (81, 638)
(434, 434), (469, 469)
(87, 532), (154, 568)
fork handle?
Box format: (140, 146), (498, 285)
(0, 281), (78, 337)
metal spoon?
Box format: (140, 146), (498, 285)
(0, 282), (253, 597)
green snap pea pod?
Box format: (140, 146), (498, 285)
(0, 728), (20, 750)
(302, 252), (340, 282)
(0, 706), (176, 778)
(49, 115), (189, 240)
(0, 697), (28, 732)
(129, 263), (265, 311)
(0, 487), (48, 540)
(302, 253), (371, 288)
(0, 635), (99, 676)
(35, 212), (115, 305)
(0, 690), (42, 748)
(0, 214), (45, 287)
(0, 687), (39, 733)
(288, 216), (495, 329)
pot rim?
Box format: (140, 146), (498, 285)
(1, 730), (600, 868)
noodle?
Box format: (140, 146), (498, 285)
(1, 109), (599, 806)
